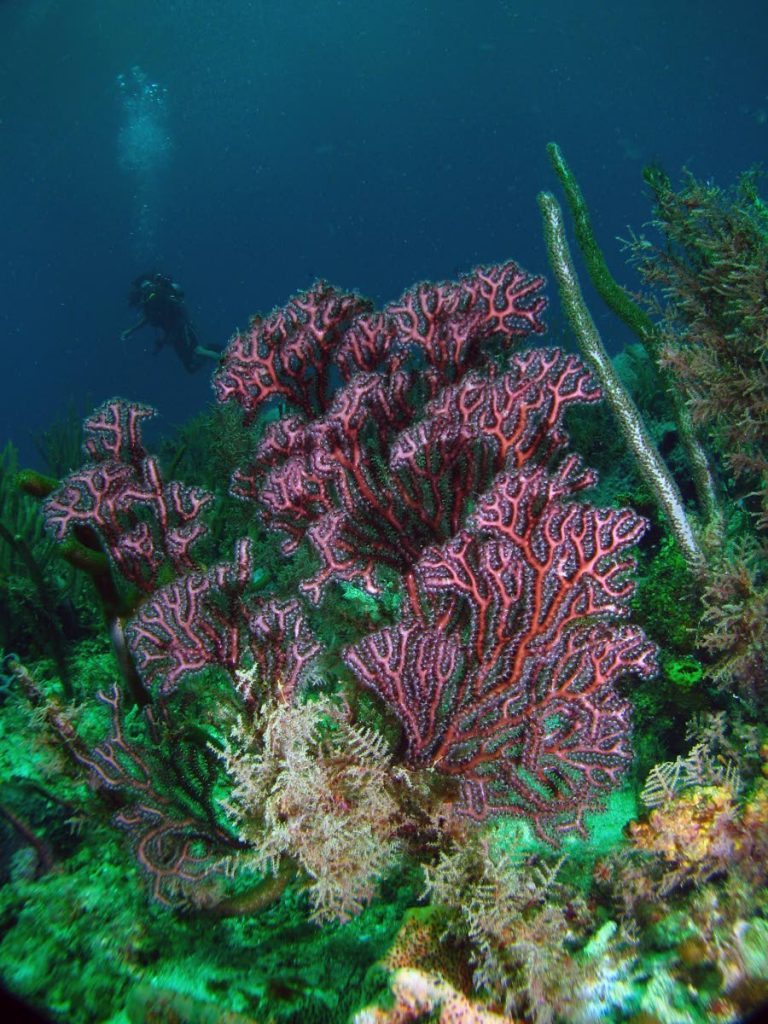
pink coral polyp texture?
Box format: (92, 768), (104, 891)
(43, 399), (213, 593)
(211, 262), (656, 838)
(44, 261), (655, 856)
(345, 458), (656, 838)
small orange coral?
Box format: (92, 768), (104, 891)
(352, 968), (521, 1024)
(382, 907), (472, 993)
(738, 777), (768, 882)
(383, 909), (441, 973)
(626, 781), (768, 896)
(629, 785), (740, 866)
(742, 777), (768, 827)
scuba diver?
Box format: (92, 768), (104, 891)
(121, 272), (222, 372)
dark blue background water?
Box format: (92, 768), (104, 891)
(1, 0), (765, 467)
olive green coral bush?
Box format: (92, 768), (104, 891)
(637, 167), (768, 537)
(633, 168), (768, 696)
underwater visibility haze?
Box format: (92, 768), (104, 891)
(0, 2), (767, 1023)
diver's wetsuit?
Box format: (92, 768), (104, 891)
(124, 273), (207, 373)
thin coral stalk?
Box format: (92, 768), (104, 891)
(538, 189), (704, 570)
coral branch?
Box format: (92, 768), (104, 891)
(345, 462), (656, 839)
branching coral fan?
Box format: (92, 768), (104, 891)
(40, 260), (654, 908)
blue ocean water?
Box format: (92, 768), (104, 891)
(0, 0), (765, 463)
